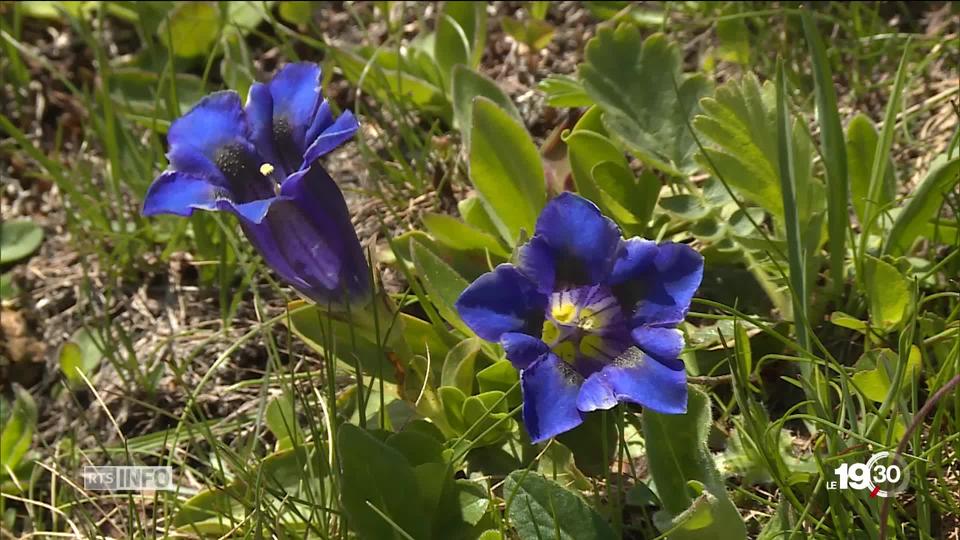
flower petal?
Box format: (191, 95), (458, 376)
(143, 171), (220, 217)
(245, 81), (282, 171)
(455, 265), (548, 342)
(167, 91), (250, 175)
(267, 165), (370, 302)
(217, 198), (277, 225)
(500, 332), (549, 370)
(304, 99), (335, 143)
(244, 63), (325, 176)
(302, 107), (359, 164)
(516, 235), (556, 294)
(269, 63), (323, 128)
(528, 193), (621, 287)
(577, 347), (687, 414)
(631, 326), (685, 363)
(609, 238), (658, 285)
(612, 240), (704, 327)
(521, 353), (584, 443)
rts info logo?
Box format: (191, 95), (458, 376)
(827, 451), (909, 498)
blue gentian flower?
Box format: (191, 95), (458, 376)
(455, 193), (703, 443)
(142, 63), (370, 305)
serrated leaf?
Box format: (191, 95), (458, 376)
(694, 75), (821, 223)
(0, 220), (44, 264)
(504, 471), (616, 540)
(539, 74), (592, 108)
(338, 424), (430, 540)
(580, 27), (711, 176)
(469, 97), (546, 245)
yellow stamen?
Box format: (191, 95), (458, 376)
(541, 320), (561, 346)
(551, 303), (576, 324)
(578, 334), (605, 358)
(259, 163), (275, 176)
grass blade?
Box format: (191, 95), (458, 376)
(858, 39), (911, 259)
(801, 9), (848, 297)
(774, 59), (809, 353)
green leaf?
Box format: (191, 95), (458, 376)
(716, 16), (750, 64)
(475, 361), (521, 407)
(441, 1), (487, 68)
(462, 391), (512, 445)
(885, 156), (960, 254)
(829, 311), (867, 334)
(469, 97), (546, 246)
(580, 28), (711, 176)
(411, 238), (471, 335)
(504, 471), (616, 540)
(423, 212), (509, 257)
(861, 41), (911, 246)
(435, 14), (470, 90)
(775, 59), (810, 352)
(338, 423), (430, 540)
(441, 338), (484, 394)
(223, 1), (272, 38)
(864, 255), (911, 332)
(278, 1), (313, 25)
(502, 17), (555, 51)
(642, 386), (746, 539)
(846, 114), (895, 226)
(660, 194), (710, 221)
(801, 9), (848, 297)
(852, 347), (922, 402)
(159, 2), (220, 58)
(566, 130), (657, 231)
(456, 479), (491, 526)
(439, 386), (468, 432)
(387, 430), (445, 467)
(693, 73), (818, 221)
(452, 66), (522, 143)
(652, 481), (747, 540)
(0, 273), (17, 300)
(58, 328), (105, 390)
(265, 394), (302, 451)
(458, 195), (504, 239)
(539, 74), (592, 108)
(0, 220), (44, 264)
(1, 385), (37, 479)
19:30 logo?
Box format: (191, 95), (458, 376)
(829, 451), (910, 498)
